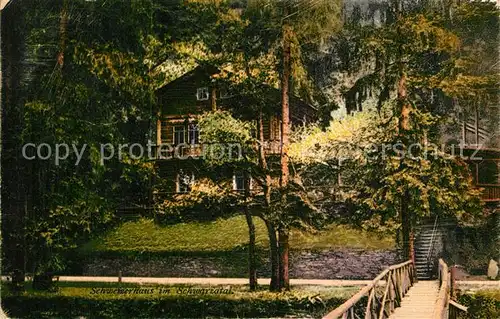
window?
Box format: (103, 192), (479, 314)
(173, 126), (185, 145)
(196, 87), (209, 101)
(233, 172), (252, 192)
(270, 115), (280, 141)
(188, 123), (200, 145)
(177, 170), (194, 193)
(160, 121), (170, 144)
(478, 160), (500, 185)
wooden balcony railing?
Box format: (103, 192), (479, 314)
(263, 140), (281, 154)
(478, 184), (500, 202)
(155, 144), (203, 159)
(433, 259), (468, 319)
(322, 260), (415, 319)
(153, 141), (282, 160)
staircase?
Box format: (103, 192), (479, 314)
(414, 218), (447, 280)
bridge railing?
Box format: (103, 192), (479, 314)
(322, 260), (415, 319)
(432, 259), (468, 319)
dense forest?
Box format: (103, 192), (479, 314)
(1, 0), (498, 301)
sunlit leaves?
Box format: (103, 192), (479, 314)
(292, 104), (483, 232)
(290, 111), (375, 165)
(198, 110), (257, 166)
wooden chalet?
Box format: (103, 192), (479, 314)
(153, 65), (318, 196)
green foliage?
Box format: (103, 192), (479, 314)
(153, 111), (256, 222)
(440, 1), (499, 100)
(8, 0), (160, 277)
(451, 213), (500, 274)
(290, 111), (374, 165)
(354, 113), (483, 229)
(7, 0), (497, 287)
(289, 2), (498, 237)
(155, 177), (242, 224)
(154, 109), (328, 235)
(244, 0), (342, 105)
(1, 283), (353, 319)
(457, 290), (500, 319)
(291, 106), (483, 232)
(198, 111), (256, 166)
(341, 1), (499, 116)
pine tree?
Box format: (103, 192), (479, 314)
(324, 0), (498, 261)
(242, 0), (342, 291)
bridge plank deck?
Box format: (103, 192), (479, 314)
(390, 281), (439, 319)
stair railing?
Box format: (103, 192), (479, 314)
(425, 215), (439, 276)
(322, 260), (416, 319)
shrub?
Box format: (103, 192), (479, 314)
(453, 213), (499, 274)
(1, 292), (347, 318)
(457, 290), (500, 319)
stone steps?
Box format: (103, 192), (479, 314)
(413, 222), (449, 280)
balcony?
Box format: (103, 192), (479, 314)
(478, 184), (500, 202)
(263, 141), (281, 155)
(153, 141), (283, 160)
(156, 144), (203, 160)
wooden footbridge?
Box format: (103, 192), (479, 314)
(322, 259), (468, 319)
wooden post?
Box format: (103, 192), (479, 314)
(211, 87), (217, 111)
(118, 271), (122, 283)
(450, 266), (456, 299)
(475, 105), (479, 146)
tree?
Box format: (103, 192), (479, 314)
(298, 0), (498, 261)
(156, 0), (297, 291)
(1, 0), (26, 290)
(182, 0), (344, 291)
(291, 107), (483, 252)
(242, 0), (342, 291)
(1, 0), (166, 290)
(154, 110), (259, 288)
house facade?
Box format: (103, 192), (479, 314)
(152, 65), (317, 200)
(443, 103), (500, 203)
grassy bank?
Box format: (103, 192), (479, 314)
(83, 216), (394, 254)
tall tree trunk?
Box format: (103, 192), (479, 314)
(244, 169), (257, 290)
(211, 87), (217, 111)
(57, 0), (68, 69)
(244, 209), (257, 290)
(397, 72), (415, 263)
(258, 112), (279, 291)
(258, 112), (272, 208)
(397, 74), (410, 132)
(278, 21), (291, 291)
(1, 2), (26, 290)
(401, 189), (414, 262)
(280, 28), (290, 188)
(278, 230), (289, 290)
(265, 220), (280, 292)
(395, 0), (415, 264)
(32, 0), (69, 291)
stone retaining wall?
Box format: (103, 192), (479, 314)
(83, 249), (399, 280)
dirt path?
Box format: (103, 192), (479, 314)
(1, 275), (372, 286)
(2, 275), (497, 287)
